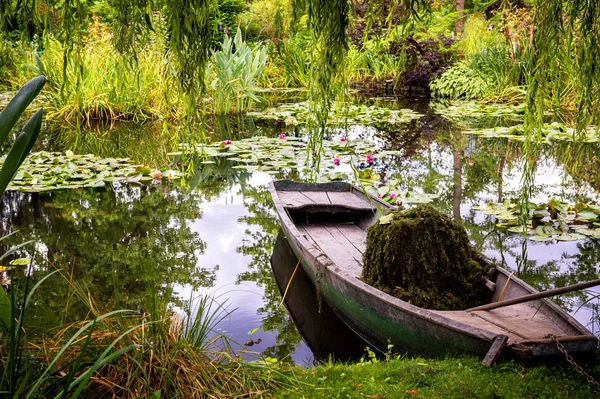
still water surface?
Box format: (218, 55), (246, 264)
(2, 97), (599, 365)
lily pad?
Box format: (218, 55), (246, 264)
(0, 151), (183, 192)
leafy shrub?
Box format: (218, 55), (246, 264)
(429, 63), (490, 100)
(207, 27), (267, 114)
(211, 0), (247, 46)
(456, 13), (505, 59)
(470, 44), (525, 90)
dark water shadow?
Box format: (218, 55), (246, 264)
(270, 232), (367, 363)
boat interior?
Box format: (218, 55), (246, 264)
(279, 187), (590, 345)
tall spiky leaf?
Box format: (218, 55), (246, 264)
(0, 76), (46, 145)
(0, 108), (43, 195)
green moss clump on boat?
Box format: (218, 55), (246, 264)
(362, 206), (489, 310)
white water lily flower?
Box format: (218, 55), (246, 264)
(66, 150), (74, 156)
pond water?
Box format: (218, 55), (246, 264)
(2, 95), (600, 365)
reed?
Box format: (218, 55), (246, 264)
(19, 22), (181, 124)
(2, 264), (289, 398)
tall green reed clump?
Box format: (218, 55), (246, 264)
(346, 40), (406, 83)
(23, 283), (287, 398)
(27, 23), (180, 123)
(261, 35), (311, 88)
(207, 27), (267, 115)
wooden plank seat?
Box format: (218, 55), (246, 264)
(279, 190), (377, 212)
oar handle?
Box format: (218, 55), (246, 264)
(467, 278), (600, 312)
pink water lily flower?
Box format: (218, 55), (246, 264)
(366, 154), (374, 163)
(223, 139), (233, 145)
(377, 193), (382, 198)
(333, 158), (341, 166)
(150, 170), (162, 180)
(390, 193), (397, 199)
(340, 137), (347, 142)
(279, 134), (286, 139)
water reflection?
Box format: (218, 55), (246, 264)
(270, 232), (367, 363)
(0, 183), (215, 326)
(1, 96), (599, 364)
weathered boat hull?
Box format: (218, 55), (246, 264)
(269, 180), (598, 360)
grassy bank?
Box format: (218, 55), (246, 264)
(275, 353), (600, 398)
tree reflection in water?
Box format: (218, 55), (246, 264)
(0, 183), (215, 329)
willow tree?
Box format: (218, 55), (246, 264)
(521, 1), (600, 217)
(2, 0), (599, 156)
(0, 0), (214, 103)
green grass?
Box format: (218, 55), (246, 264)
(274, 353), (600, 398)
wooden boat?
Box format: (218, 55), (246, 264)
(269, 180), (598, 362)
(270, 231), (367, 363)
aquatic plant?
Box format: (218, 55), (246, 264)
(248, 101), (423, 128)
(465, 123), (600, 144)
(476, 199), (600, 243)
(432, 101), (526, 123)
(362, 205), (489, 310)
(0, 76), (46, 197)
(172, 135), (378, 174)
(208, 27), (267, 115)
(0, 151), (183, 193)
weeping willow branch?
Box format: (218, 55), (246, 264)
(521, 1), (600, 224)
(1, 0), (215, 118)
(291, 0), (350, 173)
(293, 0), (431, 176)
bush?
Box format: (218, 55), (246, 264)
(429, 63), (490, 99)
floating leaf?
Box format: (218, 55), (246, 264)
(555, 233), (585, 241)
(577, 210), (599, 221)
(9, 258), (30, 266)
(529, 236), (554, 242)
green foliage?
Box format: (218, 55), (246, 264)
(0, 34), (19, 86)
(476, 198), (600, 243)
(457, 13), (505, 59)
(429, 63), (490, 100)
(27, 30), (178, 122)
(211, 0), (246, 46)
(346, 40), (405, 82)
(1, 151), (183, 193)
(466, 122), (600, 143)
(363, 205), (489, 310)
(0, 76), (46, 197)
(470, 45), (527, 94)
(208, 27), (267, 114)
(268, 36), (311, 87)
(248, 101), (422, 127)
(291, 0), (350, 168)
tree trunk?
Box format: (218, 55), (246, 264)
(455, 0), (465, 37)
(452, 148), (462, 221)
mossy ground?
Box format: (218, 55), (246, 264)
(273, 350), (600, 398)
(362, 206), (489, 310)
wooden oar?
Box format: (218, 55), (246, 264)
(467, 278), (600, 312)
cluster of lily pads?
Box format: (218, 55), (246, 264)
(465, 122), (599, 143)
(247, 101), (423, 128)
(174, 135), (439, 205)
(475, 199), (600, 242)
(173, 135), (380, 173)
(3, 151), (183, 192)
(432, 101), (527, 122)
